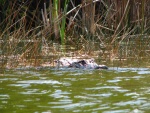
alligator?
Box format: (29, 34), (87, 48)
(54, 57), (108, 69)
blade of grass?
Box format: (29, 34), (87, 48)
(60, 0), (69, 45)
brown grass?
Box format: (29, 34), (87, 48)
(0, 0), (150, 69)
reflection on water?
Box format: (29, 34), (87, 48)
(0, 67), (150, 113)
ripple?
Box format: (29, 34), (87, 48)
(51, 102), (96, 109)
(115, 75), (144, 80)
(113, 99), (147, 106)
(85, 86), (121, 90)
(107, 79), (121, 83)
(8, 83), (31, 88)
(20, 89), (50, 95)
(49, 89), (71, 99)
(17, 80), (61, 85)
(103, 109), (130, 113)
(49, 99), (72, 105)
(8, 80), (62, 88)
(110, 67), (150, 73)
(86, 93), (112, 98)
(0, 78), (18, 81)
(138, 71), (150, 74)
(0, 94), (10, 99)
(124, 92), (140, 97)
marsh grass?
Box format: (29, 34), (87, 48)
(0, 0), (150, 69)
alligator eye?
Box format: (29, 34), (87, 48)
(54, 60), (58, 63)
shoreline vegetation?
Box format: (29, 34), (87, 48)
(0, 0), (150, 70)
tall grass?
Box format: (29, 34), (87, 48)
(53, 0), (59, 40)
(41, 0), (69, 45)
(0, 0), (150, 69)
(0, 1), (43, 68)
(60, 0), (69, 45)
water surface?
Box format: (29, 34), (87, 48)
(0, 67), (150, 113)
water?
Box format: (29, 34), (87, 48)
(0, 67), (150, 113)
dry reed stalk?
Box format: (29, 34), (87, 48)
(82, 0), (96, 35)
(111, 0), (130, 44)
(53, 0), (60, 41)
(41, 2), (52, 40)
(0, 0), (150, 68)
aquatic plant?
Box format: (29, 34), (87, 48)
(0, 0), (149, 69)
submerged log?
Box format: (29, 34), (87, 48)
(54, 57), (108, 69)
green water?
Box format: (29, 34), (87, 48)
(0, 67), (150, 113)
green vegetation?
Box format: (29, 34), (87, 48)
(0, 0), (150, 69)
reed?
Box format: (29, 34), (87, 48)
(0, 1), (43, 68)
(41, 0), (69, 45)
(0, 0), (149, 69)
(60, 0), (69, 45)
(53, 0), (60, 41)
